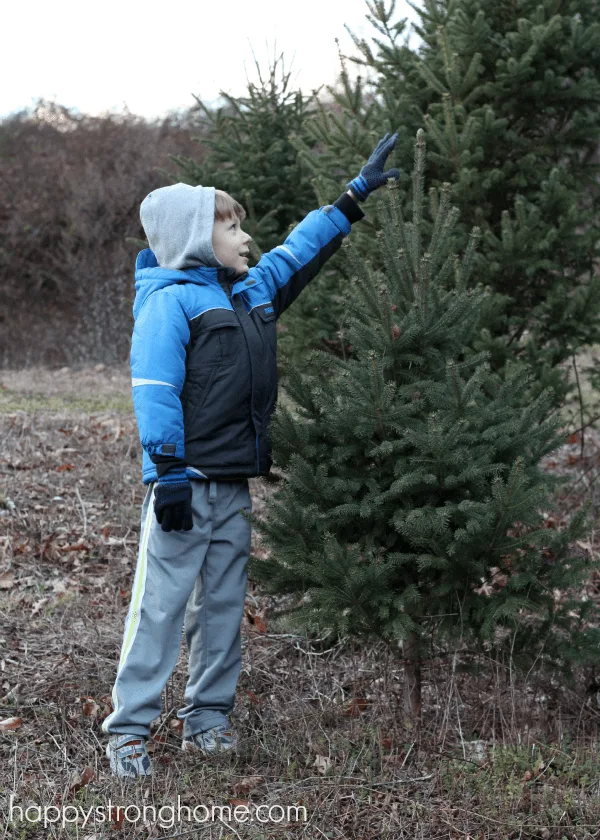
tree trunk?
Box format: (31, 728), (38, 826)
(401, 630), (422, 727)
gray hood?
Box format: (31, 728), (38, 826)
(139, 183), (224, 270)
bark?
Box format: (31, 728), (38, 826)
(402, 630), (422, 726)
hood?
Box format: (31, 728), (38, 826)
(139, 183), (223, 271)
(133, 249), (189, 319)
(132, 249), (239, 320)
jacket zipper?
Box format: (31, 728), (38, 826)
(223, 275), (260, 474)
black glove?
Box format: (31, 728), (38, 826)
(153, 467), (193, 532)
(346, 132), (401, 201)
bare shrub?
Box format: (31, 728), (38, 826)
(0, 99), (205, 369)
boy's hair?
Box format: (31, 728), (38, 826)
(214, 189), (246, 223)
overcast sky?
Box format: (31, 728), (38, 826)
(3, 0), (420, 121)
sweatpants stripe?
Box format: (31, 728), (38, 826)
(102, 485), (155, 733)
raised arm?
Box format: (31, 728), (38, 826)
(246, 190), (365, 319)
(245, 134), (400, 318)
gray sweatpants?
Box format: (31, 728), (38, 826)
(101, 478), (252, 740)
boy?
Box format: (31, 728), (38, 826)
(102, 133), (400, 778)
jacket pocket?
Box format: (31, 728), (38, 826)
(183, 365), (218, 435)
(190, 320), (241, 368)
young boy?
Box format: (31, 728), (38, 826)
(102, 133), (400, 778)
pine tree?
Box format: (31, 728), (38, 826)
(289, 0), (600, 414)
(168, 51), (353, 367)
(171, 52), (319, 251)
(246, 130), (599, 724)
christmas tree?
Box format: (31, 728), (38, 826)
(169, 51), (353, 366)
(170, 52), (319, 255)
(289, 0), (600, 412)
(246, 130), (599, 723)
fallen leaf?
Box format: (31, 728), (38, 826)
(233, 776), (264, 796)
(31, 598), (49, 616)
(0, 716), (23, 731)
(68, 766), (96, 796)
(79, 697), (100, 717)
(245, 609), (268, 633)
(98, 694), (113, 719)
(344, 697), (370, 716)
(109, 806), (125, 830)
(254, 614), (268, 633)
(313, 754), (332, 775)
(0, 572), (15, 589)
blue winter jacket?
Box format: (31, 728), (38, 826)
(131, 191), (365, 484)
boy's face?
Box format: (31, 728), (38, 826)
(212, 215), (252, 277)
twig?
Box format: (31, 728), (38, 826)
(400, 741), (414, 770)
(160, 816), (244, 840)
(567, 410), (600, 437)
(368, 772), (434, 788)
(74, 485), (87, 537)
(572, 354), (586, 459)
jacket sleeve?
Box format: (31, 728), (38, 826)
(247, 191), (365, 319)
(130, 289), (190, 477)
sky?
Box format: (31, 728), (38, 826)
(2, 0), (421, 121)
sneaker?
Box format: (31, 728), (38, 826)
(106, 733), (153, 779)
(181, 723), (238, 756)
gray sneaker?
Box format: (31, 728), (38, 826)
(106, 734), (153, 779)
(182, 723), (238, 756)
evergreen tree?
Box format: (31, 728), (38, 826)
(171, 52), (319, 250)
(289, 0), (600, 414)
(246, 130), (599, 723)
(168, 51), (352, 366)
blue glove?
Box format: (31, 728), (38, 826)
(153, 467), (193, 532)
(346, 132), (401, 202)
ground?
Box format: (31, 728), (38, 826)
(1, 362), (600, 838)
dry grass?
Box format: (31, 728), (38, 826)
(2, 364), (600, 839)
